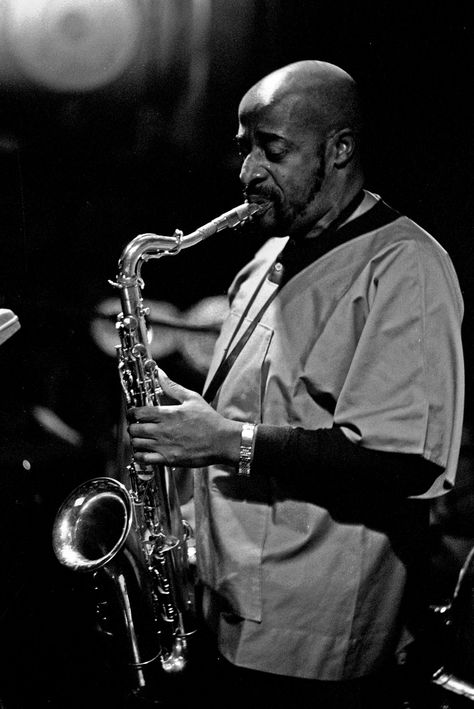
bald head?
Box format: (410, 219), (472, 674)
(241, 60), (362, 139)
(236, 60), (365, 240)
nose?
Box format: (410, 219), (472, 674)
(239, 150), (266, 190)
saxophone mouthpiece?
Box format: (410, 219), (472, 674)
(213, 202), (262, 233)
(244, 201), (263, 217)
(244, 201), (270, 219)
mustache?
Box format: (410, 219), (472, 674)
(243, 187), (278, 204)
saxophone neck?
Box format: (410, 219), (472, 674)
(181, 200), (262, 247)
(116, 201), (261, 284)
(117, 232), (181, 283)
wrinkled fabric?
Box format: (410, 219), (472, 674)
(195, 206), (464, 680)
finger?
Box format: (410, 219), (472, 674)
(129, 407), (161, 423)
(127, 407), (138, 422)
(130, 403), (184, 422)
(130, 436), (161, 451)
(158, 368), (195, 404)
(128, 422), (160, 437)
(133, 451), (168, 466)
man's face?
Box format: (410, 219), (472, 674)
(236, 90), (330, 238)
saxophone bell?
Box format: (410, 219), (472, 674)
(52, 478), (162, 691)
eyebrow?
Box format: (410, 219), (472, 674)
(235, 131), (289, 145)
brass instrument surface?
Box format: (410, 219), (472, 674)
(52, 202), (260, 694)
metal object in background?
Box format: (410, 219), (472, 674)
(0, 309), (20, 346)
(432, 545), (474, 704)
(52, 201), (260, 695)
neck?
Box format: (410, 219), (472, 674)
(338, 189), (378, 226)
(301, 182), (367, 241)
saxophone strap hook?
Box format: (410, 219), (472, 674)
(171, 229), (184, 254)
(141, 231), (183, 263)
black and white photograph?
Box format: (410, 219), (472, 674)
(0, 2), (472, 707)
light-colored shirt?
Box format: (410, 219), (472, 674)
(195, 204), (464, 680)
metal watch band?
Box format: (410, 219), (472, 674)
(237, 422), (256, 476)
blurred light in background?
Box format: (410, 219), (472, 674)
(0, 0), (142, 91)
(91, 295), (228, 375)
(0, 0), (213, 96)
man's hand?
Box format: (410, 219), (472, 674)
(128, 369), (241, 468)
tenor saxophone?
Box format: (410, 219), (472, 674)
(52, 202), (260, 693)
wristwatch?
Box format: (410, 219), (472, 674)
(237, 422), (257, 476)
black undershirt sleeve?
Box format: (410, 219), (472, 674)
(252, 424), (442, 500)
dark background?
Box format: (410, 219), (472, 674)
(0, 1), (473, 707)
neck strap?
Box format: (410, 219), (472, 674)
(202, 189), (366, 405)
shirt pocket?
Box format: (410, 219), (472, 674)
(212, 314), (274, 422)
(196, 475), (270, 622)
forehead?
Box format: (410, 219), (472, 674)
(238, 88), (318, 139)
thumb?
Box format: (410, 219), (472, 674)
(157, 368), (193, 404)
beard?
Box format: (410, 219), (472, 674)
(284, 146), (327, 239)
(244, 141), (328, 238)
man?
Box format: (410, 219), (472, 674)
(129, 61), (464, 707)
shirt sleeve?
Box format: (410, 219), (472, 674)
(330, 234), (464, 497)
(252, 423), (442, 501)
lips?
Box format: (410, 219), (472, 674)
(244, 194), (274, 215)
(250, 202), (272, 218)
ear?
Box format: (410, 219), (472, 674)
(331, 128), (356, 168)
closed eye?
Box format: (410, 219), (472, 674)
(264, 145), (287, 161)
(234, 133), (290, 163)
